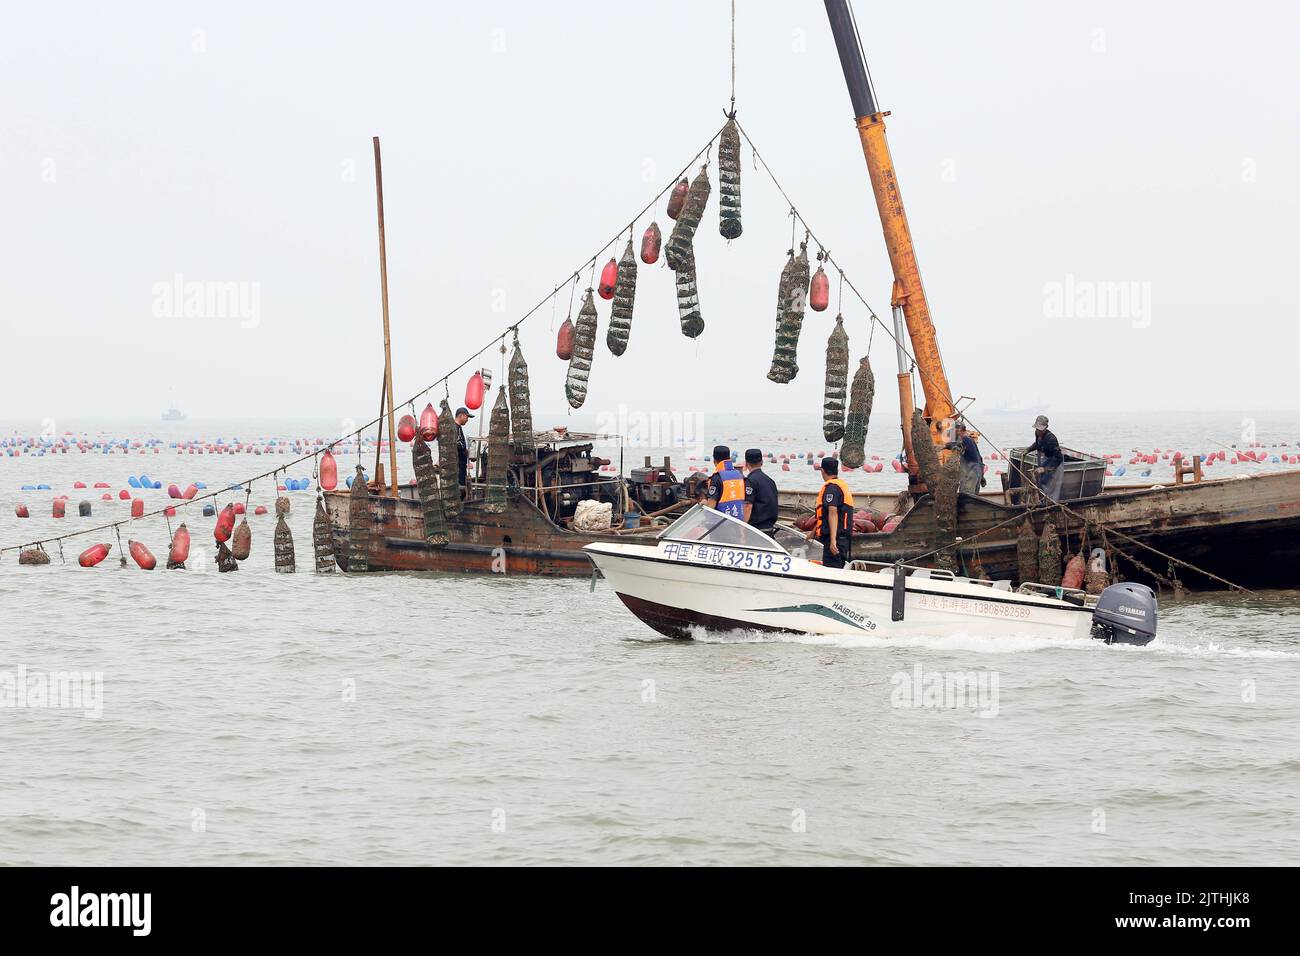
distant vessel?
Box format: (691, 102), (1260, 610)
(161, 399), (186, 422)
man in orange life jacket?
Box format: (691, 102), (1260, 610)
(704, 445), (746, 520)
(805, 456), (854, 569)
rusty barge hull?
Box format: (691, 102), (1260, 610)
(324, 488), (634, 576)
(327, 470), (1300, 588)
(780, 470), (1300, 590)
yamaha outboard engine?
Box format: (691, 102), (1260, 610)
(1090, 582), (1157, 646)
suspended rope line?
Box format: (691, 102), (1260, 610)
(0, 122), (727, 559)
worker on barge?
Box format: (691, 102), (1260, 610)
(952, 422), (984, 496)
(455, 406), (473, 498)
(1027, 414), (1064, 501)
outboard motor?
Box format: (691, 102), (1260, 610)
(1090, 582), (1157, 646)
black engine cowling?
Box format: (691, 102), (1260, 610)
(1090, 582), (1157, 646)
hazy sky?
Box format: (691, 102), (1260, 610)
(3, 0), (1298, 433)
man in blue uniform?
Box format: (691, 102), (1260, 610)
(705, 445), (746, 520)
(804, 457), (854, 569)
(742, 448), (779, 534)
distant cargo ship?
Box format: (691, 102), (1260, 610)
(161, 403), (186, 422)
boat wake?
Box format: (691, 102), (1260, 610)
(686, 626), (1091, 654)
(682, 627), (1300, 659)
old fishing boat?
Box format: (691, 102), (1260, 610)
(324, 432), (697, 575)
(585, 505), (1158, 645)
(328, 1), (1299, 591)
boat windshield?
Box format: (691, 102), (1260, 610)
(659, 504), (787, 553)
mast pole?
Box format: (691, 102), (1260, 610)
(823, 0), (957, 455)
(372, 135), (400, 498)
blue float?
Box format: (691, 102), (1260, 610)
(128, 476), (141, 488)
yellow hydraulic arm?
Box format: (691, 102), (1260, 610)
(824, 0), (957, 456)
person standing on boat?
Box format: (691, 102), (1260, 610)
(952, 422), (984, 496)
(742, 448), (779, 534)
(704, 445), (746, 520)
(1027, 414), (1064, 501)
(806, 457), (854, 569)
(455, 406), (474, 498)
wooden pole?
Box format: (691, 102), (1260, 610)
(373, 136), (400, 498)
(372, 373), (387, 487)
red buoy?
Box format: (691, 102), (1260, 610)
(78, 543), (111, 567)
(319, 449), (339, 490)
(397, 414), (417, 443)
(809, 265), (830, 312)
(641, 222), (662, 264)
(234, 502), (246, 515)
(598, 257), (618, 300)
(164, 505), (177, 517)
(1062, 553), (1086, 589)
(15, 504), (30, 518)
(53, 499), (66, 518)
(118, 489), (131, 500)
(130, 498), (144, 518)
(73, 481), (86, 489)
(129, 540), (157, 570)
(101, 493), (112, 501)
(182, 484), (198, 500)
(557, 318), (575, 360)
(214, 503), (236, 543)
(465, 371), (485, 411)
(417, 404), (438, 443)
(169, 524), (191, 564)
(167, 484), (181, 498)
(667, 177), (689, 220)
(254, 505), (267, 515)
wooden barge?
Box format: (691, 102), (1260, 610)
(328, 428), (1300, 588)
(324, 5), (1297, 591)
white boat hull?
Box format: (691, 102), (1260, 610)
(585, 542), (1095, 642)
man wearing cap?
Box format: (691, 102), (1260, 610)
(742, 448), (779, 534)
(455, 406), (474, 498)
(1026, 414), (1064, 500)
(704, 445), (746, 520)
(805, 457), (854, 569)
(951, 422), (984, 496)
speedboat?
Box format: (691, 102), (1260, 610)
(584, 505), (1156, 645)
